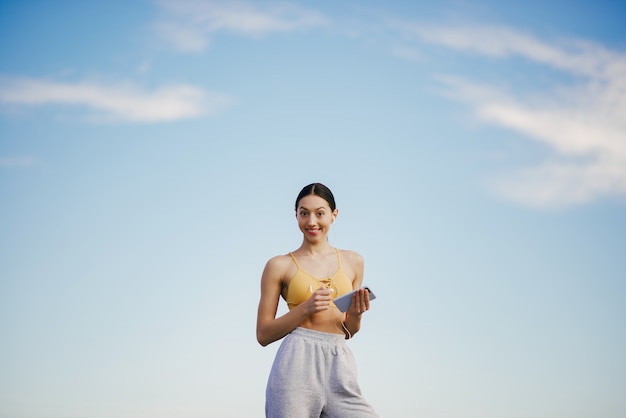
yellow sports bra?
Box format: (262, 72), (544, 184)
(284, 249), (353, 310)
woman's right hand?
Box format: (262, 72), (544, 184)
(303, 288), (332, 315)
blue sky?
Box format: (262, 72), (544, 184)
(1, 1), (625, 417)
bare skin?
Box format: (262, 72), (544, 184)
(256, 194), (371, 347)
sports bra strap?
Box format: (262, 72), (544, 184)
(335, 248), (342, 269)
(288, 252), (301, 269)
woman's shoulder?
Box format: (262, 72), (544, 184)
(338, 248), (364, 266)
(264, 253), (295, 271)
(261, 253), (296, 284)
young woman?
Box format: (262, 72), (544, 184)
(257, 183), (378, 417)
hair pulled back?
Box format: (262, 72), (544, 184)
(295, 183), (336, 211)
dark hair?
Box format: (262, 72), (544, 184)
(295, 183), (336, 211)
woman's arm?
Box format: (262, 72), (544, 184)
(256, 257), (332, 346)
(342, 252), (370, 338)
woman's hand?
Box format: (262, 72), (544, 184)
(347, 288), (370, 317)
(302, 288), (332, 315)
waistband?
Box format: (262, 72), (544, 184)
(289, 327), (346, 346)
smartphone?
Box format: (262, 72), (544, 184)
(333, 287), (376, 312)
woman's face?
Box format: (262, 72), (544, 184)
(296, 194), (337, 243)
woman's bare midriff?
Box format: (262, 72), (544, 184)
(297, 306), (346, 335)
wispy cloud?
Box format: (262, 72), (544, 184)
(390, 22), (626, 208)
(0, 76), (234, 123)
(155, 0), (329, 52)
(0, 155), (35, 168)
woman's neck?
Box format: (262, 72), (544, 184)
(297, 240), (334, 256)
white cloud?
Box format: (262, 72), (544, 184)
(390, 22), (626, 208)
(389, 45), (423, 62)
(0, 76), (234, 123)
(393, 23), (623, 79)
(0, 155), (35, 168)
(155, 0), (329, 52)
(494, 159), (626, 208)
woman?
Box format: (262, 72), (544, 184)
(257, 183), (378, 418)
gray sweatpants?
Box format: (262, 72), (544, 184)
(265, 327), (378, 418)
